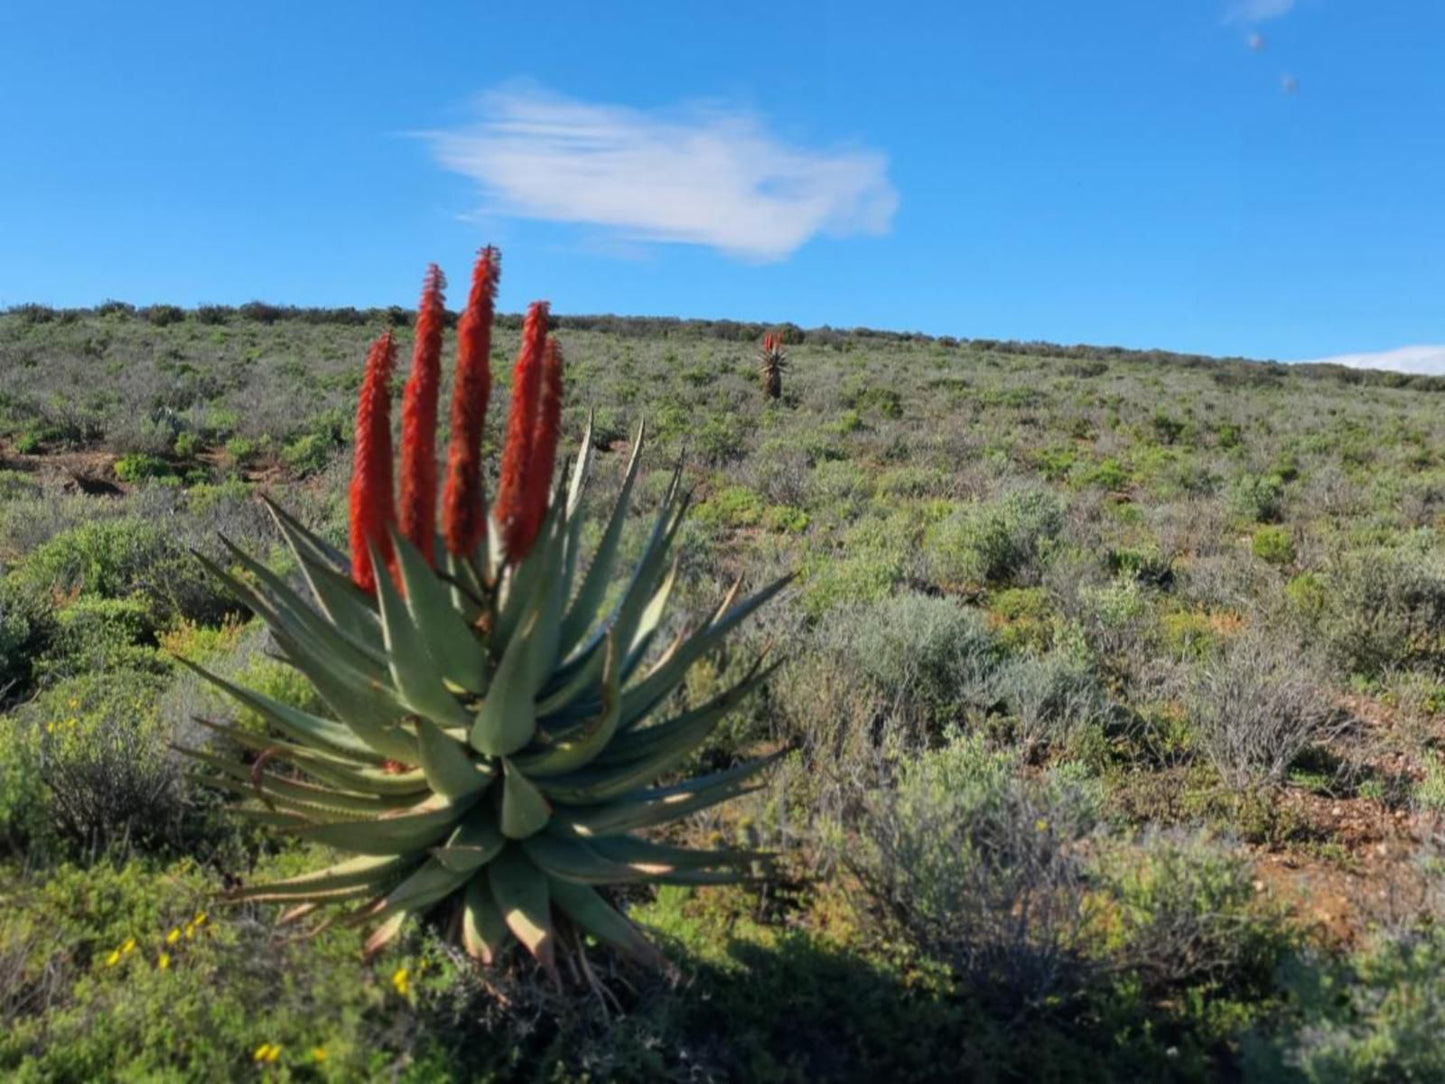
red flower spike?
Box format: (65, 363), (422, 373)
(515, 336), (563, 560)
(350, 330), (398, 592)
(493, 301), (550, 563)
(441, 247), (500, 557)
(399, 264), (447, 565)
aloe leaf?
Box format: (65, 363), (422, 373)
(487, 849), (554, 968)
(369, 541), (474, 731)
(548, 756), (780, 838)
(391, 530), (488, 693)
(229, 854), (413, 902)
(354, 855), (473, 927)
(415, 718), (493, 800)
(263, 497), (382, 646)
(470, 607), (540, 757)
(597, 658), (780, 766)
(520, 833), (644, 884)
(556, 414), (596, 610)
(175, 657), (386, 764)
(557, 420), (647, 656)
(462, 875), (511, 964)
(179, 746), (416, 815)
(190, 718), (429, 797)
(433, 808), (506, 873)
(548, 878), (665, 969)
(363, 910), (411, 957)
(511, 635), (621, 778)
(499, 759), (552, 839)
(269, 630), (418, 764)
(191, 549), (384, 687)
(216, 536), (387, 677)
(297, 793), (479, 854)
(587, 835), (758, 875)
(259, 493), (349, 570)
(619, 574), (793, 731)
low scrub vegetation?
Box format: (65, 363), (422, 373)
(3, 295), (1445, 1080)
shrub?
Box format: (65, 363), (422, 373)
(1255, 926), (1445, 1082)
(20, 517), (235, 626)
(850, 731), (1100, 1012)
(113, 453), (176, 484)
(22, 518), (170, 599)
(695, 484), (765, 530)
(1252, 525), (1296, 566)
(1229, 472), (1287, 524)
(1184, 632), (1340, 790)
(0, 579), (53, 707)
(279, 431), (335, 477)
(761, 504), (808, 533)
(33, 596), (160, 683)
(924, 488), (1065, 590)
(24, 671), (180, 855)
(1093, 829), (1289, 997)
(799, 549), (902, 616)
(820, 592), (1001, 730)
(140, 304), (185, 327)
(1306, 549), (1445, 677)
(994, 649), (1112, 757)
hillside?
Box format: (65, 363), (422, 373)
(3, 304), (1445, 1080)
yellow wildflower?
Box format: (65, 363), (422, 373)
(391, 967), (410, 996)
(157, 952), (171, 970)
(120, 937), (136, 955)
(253, 1043), (282, 1063)
(192, 911), (208, 927)
(166, 927), (181, 945)
(105, 949), (121, 967)
(311, 1047), (328, 1063)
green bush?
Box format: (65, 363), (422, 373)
(6, 670), (179, 856)
(34, 596), (160, 683)
(695, 484), (765, 529)
(1306, 549), (1445, 677)
(850, 731), (1101, 1011)
(1093, 830), (1289, 998)
(280, 431), (336, 477)
(994, 649), (1111, 757)
(1253, 927), (1445, 1082)
(114, 453), (176, 484)
(20, 518), (232, 626)
(822, 593), (1001, 729)
(1252, 526), (1297, 566)
(0, 857), (429, 1081)
(1229, 472), (1287, 524)
(924, 488), (1065, 589)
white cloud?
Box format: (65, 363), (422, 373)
(425, 87), (897, 262)
(1298, 345), (1445, 376)
(1227, 0), (1296, 23)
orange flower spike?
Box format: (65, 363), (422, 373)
(515, 336), (563, 559)
(441, 247), (499, 557)
(349, 330), (398, 592)
(493, 300), (549, 562)
(399, 264), (447, 564)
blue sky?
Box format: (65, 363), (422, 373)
(2, 1), (1442, 368)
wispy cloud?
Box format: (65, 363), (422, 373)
(1299, 345), (1445, 376)
(1227, 0), (1296, 23)
(424, 87), (897, 262)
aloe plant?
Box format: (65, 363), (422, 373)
(759, 330), (788, 400)
(183, 248), (787, 973)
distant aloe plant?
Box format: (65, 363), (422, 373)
(759, 330), (788, 400)
(183, 247), (787, 974)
